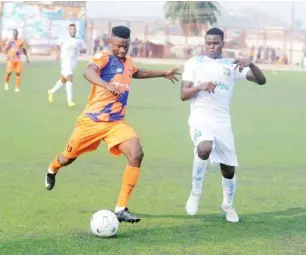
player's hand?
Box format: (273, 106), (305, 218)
(196, 81), (216, 93)
(105, 84), (121, 97)
(163, 67), (181, 83)
(233, 58), (252, 72)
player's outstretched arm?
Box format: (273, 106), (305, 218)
(23, 47), (30, 63)
(233, 58), (266, 85)
(133, 67), (180, 83)
(246, 63), (266, 85)
(83, 65), (121, 96)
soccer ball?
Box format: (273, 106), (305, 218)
(90, 210), (119, 237)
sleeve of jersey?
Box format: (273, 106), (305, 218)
(234, 67), (250, 81)
(89, 52), (109, 70)
(182, 58), (196, 82)
(132, 62), (138, 74)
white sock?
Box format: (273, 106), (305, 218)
(50, 80), (64, 94)
(115, 206), (125, 213)
(192, 154), (208, 195)
(47, 168), (56, 174)
(222, 175), (236, 206)
(66, 81), (73, 103)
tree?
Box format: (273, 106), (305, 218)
(164, 1), (220, 36)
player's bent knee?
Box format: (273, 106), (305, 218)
(60, 76), (67, 83)
(58, 154), (76, 166)
(128, 149), (144, 164)
(197, 141), (212, 160)
(220, 163), (235, 179)
(66, 75), (73, 82)
(16, 73), (21, 76)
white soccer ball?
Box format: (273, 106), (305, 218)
(90, 210), (119, 237)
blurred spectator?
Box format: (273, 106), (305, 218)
(275, 48), (281, 64)
(270, 47), (276, 64)
(250, 45), (255, 61)
(93, 38), (99, 54)
(256, 46), (262, 63)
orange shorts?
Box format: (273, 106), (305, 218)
(62, 114), (138, 159)
(7, 60), (22, 73)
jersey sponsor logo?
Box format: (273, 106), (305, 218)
(223, 67), (231, 76)
(116, 67), (123, 73)
(111, 81), (130, 91)
(214, 81), (229, 90)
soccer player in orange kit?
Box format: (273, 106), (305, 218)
(4, 29), (30, 92)
(45, 26), (180, 223)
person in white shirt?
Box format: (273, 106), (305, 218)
(181, 27), (266, 223)
(48, 24), (86, 107)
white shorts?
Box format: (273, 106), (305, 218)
(189, 116), (238, 166)
(60, 61), (76, 78)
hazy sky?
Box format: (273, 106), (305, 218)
(86, 1), (306, 26)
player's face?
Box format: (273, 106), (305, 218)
(13, 30), (18, 39)
(110, 37), (130, 59)
(69, 26), (77, 37)
(205, 35), (224, 58)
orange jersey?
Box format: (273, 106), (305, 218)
(6, 39), (24, 61)
(84, 51), (138, 122)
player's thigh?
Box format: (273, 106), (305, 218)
(189, 122), (214, 159)
(103, 121), (139, 157)
(60, 62), (73, 79)
(66, 74), (73, 82)
(62, 115), (108, 159)
(6, 61), (14, 73)
(189, 122), (214, 147)
(212, 124), (238, 166)
(15, 62), (22, 73)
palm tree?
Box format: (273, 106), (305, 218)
(164, 1), (221, 36)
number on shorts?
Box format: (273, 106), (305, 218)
(67, 144), (73, 153)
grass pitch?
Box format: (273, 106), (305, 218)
(1, 61), (306, 254)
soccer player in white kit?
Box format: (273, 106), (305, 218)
(181, 28), (266, 223)
(48, 24), (86, 107)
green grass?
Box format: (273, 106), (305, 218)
(1, 61), (306, 255)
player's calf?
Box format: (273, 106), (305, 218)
(220, 163), (239, 222)
(114, 138), (143, 223)
(45, 154), (76, 190)
(220, 163), (235, 179)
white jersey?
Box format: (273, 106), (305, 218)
(57, 37), (85, 63)
(182, 55), (250, 120)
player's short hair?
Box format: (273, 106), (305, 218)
(69, 23), (76, 27)
(13, 29), (18, 33)
(112, 26), (130, 39)
(206, 27), (224, 41)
